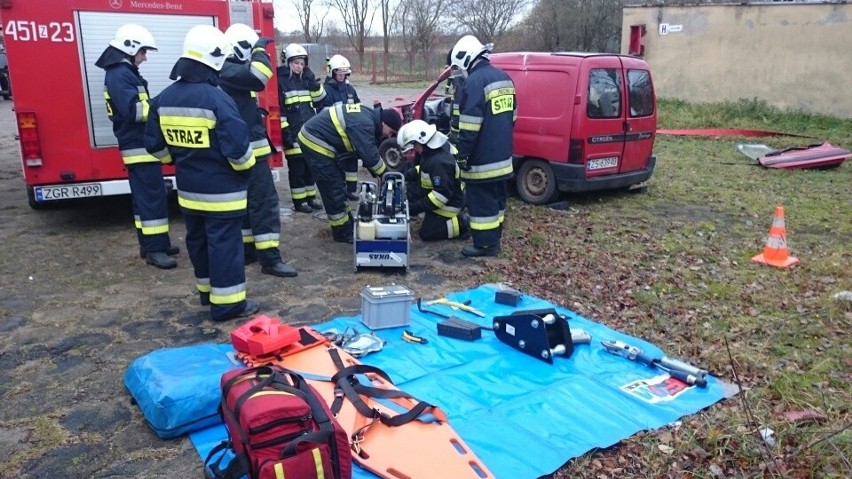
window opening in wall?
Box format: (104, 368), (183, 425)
(629, 25), (646, 56)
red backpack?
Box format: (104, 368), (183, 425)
(206, 366), (352, 479)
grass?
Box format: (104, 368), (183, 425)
(446, 98), (852, 477)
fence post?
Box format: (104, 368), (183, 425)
(383, 51), (389, 83)
(371, 51), (377, 83)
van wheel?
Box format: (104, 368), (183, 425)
(516, 160), (558, 205)
(379, 138), (405, 172)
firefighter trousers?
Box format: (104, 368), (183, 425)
(341, 153), (359, 194)
(418, 211), (469, 241)
(466, 181), (506, 248)
(127, 162), (172, 254)
(286, 153), (318, 206)
(303, 149), (351, 235)
(241, 157), (283, 266)
(185, 212), (248, 321)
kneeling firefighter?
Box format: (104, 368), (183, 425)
(297, 104), (401, 243)
(219, 24), (297, 278)
(398, 120), (469, 241)
(144, 25), (259, 321)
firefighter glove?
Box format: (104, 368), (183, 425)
(253, 37), (273, 49)
(457, 157), (471, 171)
(303, 68), (320, 90)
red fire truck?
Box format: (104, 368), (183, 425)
(1, 0), (282, 209)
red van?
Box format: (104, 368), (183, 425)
(389, 52), (657, 205)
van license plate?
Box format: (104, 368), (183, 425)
(34, 184), (103, 202)
(587, 157), (618, 170)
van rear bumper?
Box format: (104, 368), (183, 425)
(553, 156), (656, 193)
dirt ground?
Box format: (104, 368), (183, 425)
(0, 86), (488, 478)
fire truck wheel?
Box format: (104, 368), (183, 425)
(26, 186), (47, 210)
(379, 138), (405, 172)
(516, 159), (558, 205)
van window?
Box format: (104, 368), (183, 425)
(587, 69), (621, 119)
(628, 69), (654, 117)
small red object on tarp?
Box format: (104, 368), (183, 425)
(230, 315), (301, 356)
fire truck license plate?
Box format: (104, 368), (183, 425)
(35, 184), (102, 202)
(587, 157), (618, 170)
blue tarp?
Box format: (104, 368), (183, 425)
(191, 284), (726, 478)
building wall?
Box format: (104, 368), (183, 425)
(621, 3), (852, 118)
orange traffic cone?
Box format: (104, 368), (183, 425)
(751, 206), (799, 268)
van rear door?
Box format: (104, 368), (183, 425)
(579, 56), (626, 177)
(620, 56), (656, 172)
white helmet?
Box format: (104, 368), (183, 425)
(397, 120), (446, 153)
(284, 44), (308, 64)
(224, 23), (259, 62)
(449, 35), (492, 72)
(181, 25), (229, 71)
(328, 54), (351, 75)
(110, 24), (157, 56)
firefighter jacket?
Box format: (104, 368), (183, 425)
(406, 141), (464, 218)
(144, 63), (256, 217)
(219, 49), (274, 159)
(321, 77), (360, 109)
(297, 103), (386, 177)
(456, 59), (517, 183)
(277, 65), (325, 156)
(96, 47), (167, 166)
(448, 75), (464, 145)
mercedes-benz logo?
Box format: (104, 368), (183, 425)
(109, 0), (122, 9)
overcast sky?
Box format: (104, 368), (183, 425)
(273, 2), (346, 35)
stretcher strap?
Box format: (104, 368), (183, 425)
(327, 349), (438, 428)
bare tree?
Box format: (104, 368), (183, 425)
(328, 0), (374, 67)
(378, 0), (393, 56)
(278, 0), (326, 43)
(520, 0), (622, 52)
(448, 0), (529, 43)
(392, 0), (449, 75)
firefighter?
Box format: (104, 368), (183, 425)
(95, 24), (179, 269)
(321, 54), (361, 201)
(297, 104), (401, 243)
(450, 35), (517, 257)
(144, 24), (259, 321)
(445, 48), (464, 146)
(397, 120), (469, 241)
(219, 24), (297, 278)
(278, 43), (325, 214)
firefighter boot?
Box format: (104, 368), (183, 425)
(258, 249), (298, 278)
(457, 213), (471, 241)
(145, 251), (178, 269)
(332, 223), (354, 244)
(140, 245), (180, 259)
(213, 299), (260, 322)
(462, 244), (501, 258)
(307, 197), (324, 210)
(294, 202), (313, 214)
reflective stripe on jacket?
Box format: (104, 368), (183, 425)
(407, 142), (464, 218)
(219, 50), (273, 158)
(298, 103), (387, 176)
(278, 65), (324, 153)
(456, 60), (516, 182)
(103, 61), (163, 165)
(145, 76), (255, 216)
